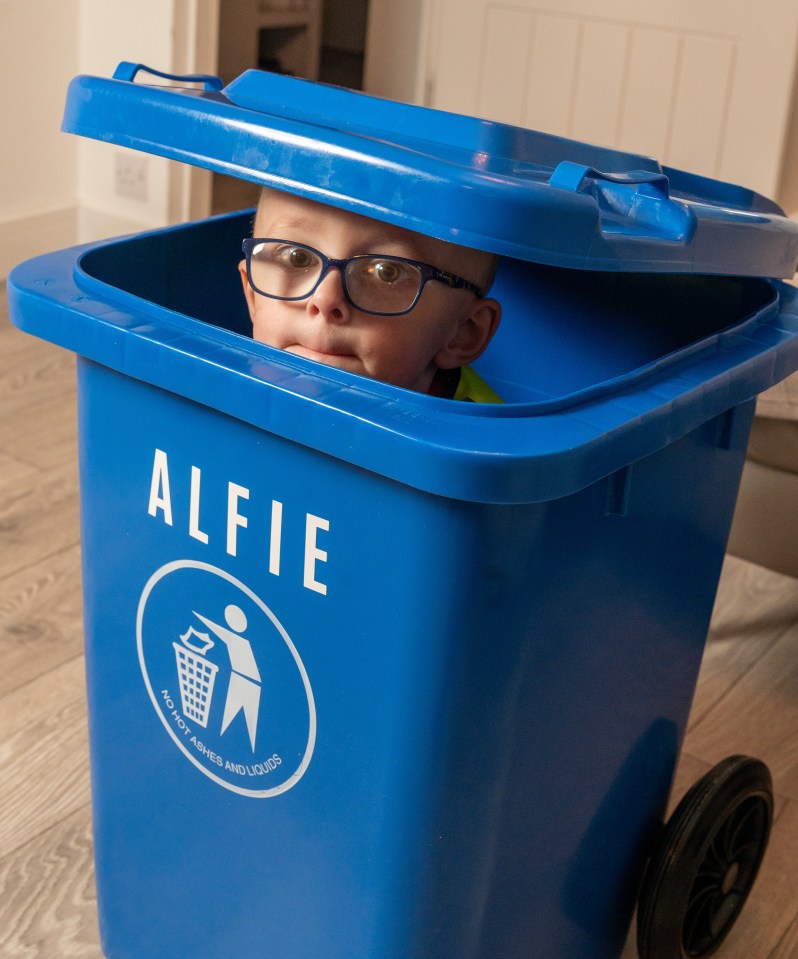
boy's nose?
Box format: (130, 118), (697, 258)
(307, 268), (351, 324)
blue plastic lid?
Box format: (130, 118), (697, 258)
(62, 61), (798, 278)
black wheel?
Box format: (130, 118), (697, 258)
(637, 755), (773, 959)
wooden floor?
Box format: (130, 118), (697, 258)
(1, 282), (796, 958)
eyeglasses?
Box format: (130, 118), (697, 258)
(241, 238), (485, 316)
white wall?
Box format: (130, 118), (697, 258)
(77, 0), (219, 242)
(0, 0), (81, 278)
(364, 0), (798, 217)
(0, 0), (219, 281)
(77, 0), (177, 240)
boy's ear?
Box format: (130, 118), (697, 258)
(239, 259), (256, 319)
(434, 298), (502, 370)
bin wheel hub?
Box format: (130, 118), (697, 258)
(720, 860), (739, 896)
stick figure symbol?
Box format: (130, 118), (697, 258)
(193, 605), (262, 751)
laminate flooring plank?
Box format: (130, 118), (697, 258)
(0, 657), (91, 860)
(0, 290), (77, 472)
(0, 389), (79, 472)
(690, 555), (798, 730)
(686, 621), (798, 802)
(0, 463), (80, 581)
(772, 915), (798, 959)
(0, 806), (101, 959)
(0, 298), (46, 360)
(0, 450), (38, 490)
(0, 333), (75, 415)
(0, 544), (84, 697)
(707, 555), (798, 641)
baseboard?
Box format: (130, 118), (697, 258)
(0, 205), (168, 283)
(77, 206), (161, 245)
(0, 206), (79, 282)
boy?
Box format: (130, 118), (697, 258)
(239, 188), (502, 401)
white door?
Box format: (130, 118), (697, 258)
(423, 0), (798, 198)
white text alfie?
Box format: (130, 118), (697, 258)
(147, 448), (331, 595)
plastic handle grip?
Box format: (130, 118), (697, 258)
(549, 161), (670, 198)
(549, 161), (694, 243)
(112, 61), (224, 92)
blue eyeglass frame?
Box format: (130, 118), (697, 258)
(241, 238), (485, 316)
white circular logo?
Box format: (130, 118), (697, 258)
(136, 560), (316, 797)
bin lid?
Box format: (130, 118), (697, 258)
(63, 62), (798, 278)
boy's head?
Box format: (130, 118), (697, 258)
(239, 188), (501, 393)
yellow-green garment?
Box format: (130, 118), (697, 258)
(453, 365), (503, 403)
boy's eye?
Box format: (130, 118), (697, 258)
(285, 246), (316, 268)
(370, 259), (409, 284)
(269, 244), (317, 269)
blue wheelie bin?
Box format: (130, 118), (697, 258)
(8, 63), (798, 959)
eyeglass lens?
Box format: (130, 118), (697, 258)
(248, 241), (424, 313)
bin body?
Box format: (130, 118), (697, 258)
(77, 357), (752, 959)
(11, 63), (798, 959)
(9, 200), (798, 958)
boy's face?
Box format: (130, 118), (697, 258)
(239, 190), (500, 393)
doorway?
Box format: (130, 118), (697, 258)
(213, 0), (370, 215)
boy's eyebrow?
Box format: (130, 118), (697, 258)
(256, 218), (426, 257)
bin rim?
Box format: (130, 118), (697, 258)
(60, 63), (798, 280)
(9, 226), (798, 505)
(70, 220), (782, 420)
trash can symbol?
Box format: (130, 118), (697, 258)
(173, 628), (218, 728)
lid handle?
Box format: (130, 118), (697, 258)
(550, 161), (695, 243)
(112, 61), (223, 92)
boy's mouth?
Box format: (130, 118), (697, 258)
(287, 343), (357, 362)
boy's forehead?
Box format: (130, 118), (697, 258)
(255, 188), (463, 261)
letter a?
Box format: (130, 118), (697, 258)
(148, 449), (173, 525)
